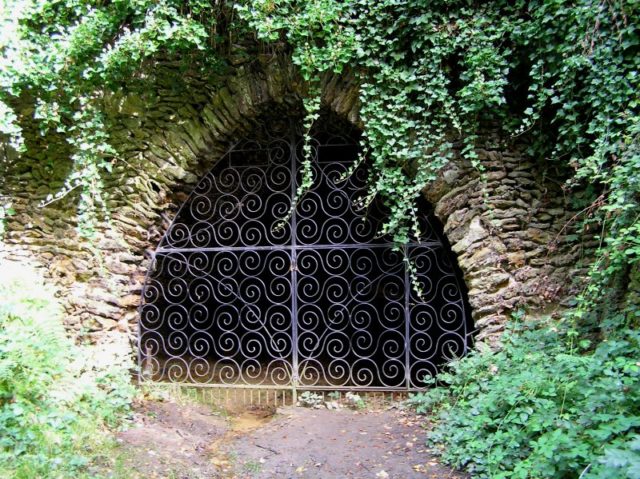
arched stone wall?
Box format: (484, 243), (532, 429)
(0, 54), (591, 349)
(424, 137), (593, 345)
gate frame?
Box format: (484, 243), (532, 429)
(138, 116), (474, 396)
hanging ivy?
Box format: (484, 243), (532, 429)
(0, 0), (638, 312)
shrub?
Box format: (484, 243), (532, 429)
(407, 317), (640, 478)
(0, 259), (134, 478)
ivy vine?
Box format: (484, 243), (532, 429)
(0, 0), (638, 319)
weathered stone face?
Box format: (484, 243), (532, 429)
(425, 138), (592, 346)
(0, 55), (591, 350)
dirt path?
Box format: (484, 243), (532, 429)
(115, 398), (465, 479)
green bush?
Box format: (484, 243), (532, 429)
(408, 317), (640, 479)
(0, 260), (134, 479)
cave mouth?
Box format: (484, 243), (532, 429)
(139, 109), (473, 391)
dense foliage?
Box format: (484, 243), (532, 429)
(0, 1), (638, 254)
(408, 312), (640, 478)
(0, 260), (134, 478)
(1, 1), (639, 477)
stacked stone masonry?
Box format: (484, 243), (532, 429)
(0, 55), (591, 350)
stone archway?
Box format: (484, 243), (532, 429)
(1, 56), (587, 353)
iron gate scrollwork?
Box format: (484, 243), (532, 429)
(139, 116), (472, 391)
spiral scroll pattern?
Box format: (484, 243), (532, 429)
(139, 117), (472, 390)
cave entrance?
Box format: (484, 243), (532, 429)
(139, 112), (472, 392)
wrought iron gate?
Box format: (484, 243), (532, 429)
(139, 117), (472, 392)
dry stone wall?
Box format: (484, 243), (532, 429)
(0, 54), (591, 350)
(425, 134), (593, 345)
